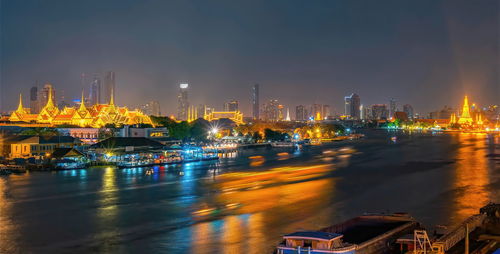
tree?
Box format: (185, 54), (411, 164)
(104, 123), (118, 129)
(98, 128), (115, 140)
(20, 127), (59, 137)
(264, 128), (287, 141)
(252, 131), (262, 142)
(169, 121), (191, 140)
(189, 119), (209, 141)
(150, 116), (176, 127)
(55, 124), (80, 128)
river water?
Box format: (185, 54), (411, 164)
(1, 130), (499, 253)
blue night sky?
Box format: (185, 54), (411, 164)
(0, 0), (498, 116)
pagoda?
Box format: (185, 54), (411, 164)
(457, 95), (473, 125)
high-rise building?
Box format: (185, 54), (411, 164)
(403, 104), (414, 120)
(430, 106), (454, 120)
(141, 101), (161, 116)
(196, 104), (207, 118)
(362, 106), (372, 120)
(103, 71), (115, 104)
(311, 104), (324, 120)
(389, 98), (397, 118)
(322, 105), (331, 119)
(224, 100), (239, 112)
(146, 101), (161, 116)
(360, 104), (364, 120)
(371, 104), (388, 120)
(252, 84), (260, 120)
(58, 90), (70, 109)
(278, 104), (285, 121)
(38, 83), (55, 109)
(29, 86), (38, 113)
(344, 93), (360, 119)
(263, 99), (279, 121)
(296, 105), (308, 121)
(177, 83), (189, 120)
(89, 74), (101, 105)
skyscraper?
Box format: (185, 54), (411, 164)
(38, 83), (55, 109)
(263, 99), (279, 121)
(89, 74), (101, 105)
(371, 104), (388, 120)
(197, 104), (207, 118)
(403, 104), (414, 120)
(322, 105), (331, 119)
(224, 100), (239, 111)
(278, 104), (285, 121)
(311, 104), (323, 120)
(141, 101), (161, 116)
(295, 105), (308, 121)
(252, 84), (259, 120)
(103, 71), (115, 104)
(58, 90), (70, 109)
(362, 105), (372, 120)
(177, 83), (189, 120)
(344, 93), (360, 119)
(29, 86), (38, 113)
(360, 104), (364, 120)
(389, 98), (397, 118)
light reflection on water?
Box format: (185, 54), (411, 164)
(452, 133), (493, 223)
(96, 167), (121, 251)
(0, 177), (17, 253)
(0, 132), (498, 253)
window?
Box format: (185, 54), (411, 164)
(303, 240), (313, 248)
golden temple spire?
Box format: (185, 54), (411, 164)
(477, 114), (483, 125)
(458, 95), (473, 124)
(45, 86), (55, 108)
(109, 86), (115, 106)
(450, 113), (456, 124)
(79, 90), (87, 111)
(15, 93), (27, 114)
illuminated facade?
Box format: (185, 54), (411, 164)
(457, 95), (473, 125)
(450, 95), (493, 130)
(204, 111), (244, 125)
(185, 105), (243, 125)
(9, 87), (153, 128)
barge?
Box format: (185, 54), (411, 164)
(276, 213), (418, 254)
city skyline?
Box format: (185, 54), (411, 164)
(0, 0), (498, 115)
(5, 81), (499, 121)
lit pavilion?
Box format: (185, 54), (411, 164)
(10, 87), (154, 128)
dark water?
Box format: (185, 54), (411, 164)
(1, 131), (499, 253)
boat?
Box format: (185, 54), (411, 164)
(117, 156), (182, 168)
(0, 165), (12, 175)
(271, 142), (295, 148)
(276, 213), (418, 254)
(1, 164), (27, 174)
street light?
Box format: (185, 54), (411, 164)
(211, 128), (218, 135)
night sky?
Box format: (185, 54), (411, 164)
(0, 0), (498, 116)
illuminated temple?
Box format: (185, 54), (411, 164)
(449, 95), (490, 129)
(9, 88), (153, 128)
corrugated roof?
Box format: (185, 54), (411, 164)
(284, 231), (342, 241)
(90, 137), (164, 149)
(51, 148), (85, 158)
